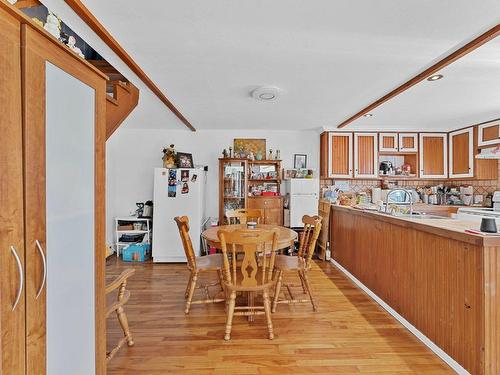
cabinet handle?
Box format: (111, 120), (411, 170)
(35, 240), (47, 299)
(10, 246), (23, 311)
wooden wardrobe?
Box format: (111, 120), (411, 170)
(0, 4), (106, 375)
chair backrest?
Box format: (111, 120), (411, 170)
(174, 216), (197, 270)
(218, 229), (278, 288)
(297, 215), (322, 263)
(225, 208), (263, 225)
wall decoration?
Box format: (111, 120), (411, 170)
(233, 138), (266, 159)
(176, 152), (194, 168)
(181, 182), (189, 194)
(191, 174), (198, 183)
(294, 154), (307, 169)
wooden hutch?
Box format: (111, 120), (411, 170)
(218, 158), (284, 225)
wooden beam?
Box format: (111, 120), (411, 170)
(13, 0), (41, 9)
(64, 0), (196, 131)
(337, 24), (500, 129)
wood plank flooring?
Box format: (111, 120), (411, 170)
(106, 257), (454, 374)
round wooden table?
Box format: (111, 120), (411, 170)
(202, 224), (298, 251)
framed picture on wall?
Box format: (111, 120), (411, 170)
(176, 152), (194, 168)
(294, 154), (307, 169)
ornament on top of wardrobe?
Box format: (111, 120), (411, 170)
(248, 151), (255, 161)
(229, 147), (233, 158)
(276, 150), (280, 160)
(44, 11), (61, 39)
(67, 35), (85, 59)
(222, 148), (228, 158)
(268, 149), (273, 160)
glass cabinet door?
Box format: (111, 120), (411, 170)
(222, 161), (247, 216)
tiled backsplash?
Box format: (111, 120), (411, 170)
(320, 161), (500, 197)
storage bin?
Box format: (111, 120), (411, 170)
(122, 243), (151, 262)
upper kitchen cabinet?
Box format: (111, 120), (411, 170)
(379, 133), (398, 152)
(419, 133), (448, 178)
(327, 132), (353, 178)
(354, 133), (378, 178)
(398, 133), (418, 152)
(449, 127), (473, 178)
(478, 119), (500, 147)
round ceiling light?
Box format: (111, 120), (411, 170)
(427, 74), (444, 81)
(251, 86), (281, 101)
(363, 113), (374, 117)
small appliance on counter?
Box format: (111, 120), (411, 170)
(493, 191), (500, 211)
(379, 161), (394, 175)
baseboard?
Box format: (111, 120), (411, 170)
(330, 259), (469, 375)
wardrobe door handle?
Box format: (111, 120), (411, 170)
(10, 245), (23, 311)
(35, 240), (47, 299)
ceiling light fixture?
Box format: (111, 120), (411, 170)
(427, 74), (444, 81)
(251, 86), (281, 101)
(363, 113), (373, 117)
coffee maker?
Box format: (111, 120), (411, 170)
(379, 161), (394, 175)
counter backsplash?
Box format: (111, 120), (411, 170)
(321, 160), (500, 196)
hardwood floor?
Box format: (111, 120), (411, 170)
(106, 257), (454, 374)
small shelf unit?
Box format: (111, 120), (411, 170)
(114, 217), (152, 255)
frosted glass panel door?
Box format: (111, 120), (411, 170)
(45, 62), (95, 375)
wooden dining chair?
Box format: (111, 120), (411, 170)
(106, 268), (135, 362)
(174, 216), (225, 314)
(272, 215), (322, 313)
(225, 208), (263, 225)
(218, 228), (279, 340)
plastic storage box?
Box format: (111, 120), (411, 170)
(122, 243), (151, 262)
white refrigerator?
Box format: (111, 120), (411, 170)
(285, 179), (319, 228)
(152, 167), (206, 262)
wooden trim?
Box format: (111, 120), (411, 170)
(22, 24), (106, 375)
(64, 0), (196, 132)
(337, 24), (500, 129)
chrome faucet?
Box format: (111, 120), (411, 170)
(385, 189), (413, 216)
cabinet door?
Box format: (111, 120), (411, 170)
(264, 208), (283, 226)
(379, 133), (398, 152)
(0, 9), (26, 375)
(398, 133), (418, 152)
(478, 121), (500, 146)
(419, 134), (448, 178)
(23, 26), (106, 375)
(449, 127), (473, 178)
(354, 133), (378, 178)
(328, 132), (353, 178)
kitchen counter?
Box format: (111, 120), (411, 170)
(330, 205), (500, 374)
(338, 204), (500, 247)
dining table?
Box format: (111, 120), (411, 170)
(202, 223), (298, 252)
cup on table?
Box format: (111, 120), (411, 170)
(247, 221), (257, 229)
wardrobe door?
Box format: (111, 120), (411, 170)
(23, 25), (106, 375)
(0, 9), (25, 375)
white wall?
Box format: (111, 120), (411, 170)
(106, 127), (319, 242)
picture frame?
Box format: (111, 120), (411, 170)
(233, 138), (266, 159)
(293, 154), (307, 169)
(176, 152), (194, 168)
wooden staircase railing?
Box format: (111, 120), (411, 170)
(106, 80), (139, 139)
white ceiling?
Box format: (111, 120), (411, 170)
(76, 1), (500, 131)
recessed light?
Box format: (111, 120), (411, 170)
(427, 74), (444, 81)
(363, 113), (373, 117)
(258, 92), (276, 100)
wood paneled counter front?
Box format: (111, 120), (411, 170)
(331, 205), (500, 375)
